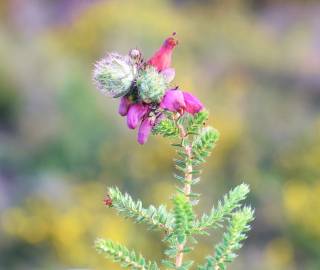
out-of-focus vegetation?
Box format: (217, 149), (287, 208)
(0, 0), (319, 269)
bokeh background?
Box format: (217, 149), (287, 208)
(0, 0), (320, 269)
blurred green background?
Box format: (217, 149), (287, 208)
(0, 0), (320, 269)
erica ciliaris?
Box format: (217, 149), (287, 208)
(93, 34), (254, 270)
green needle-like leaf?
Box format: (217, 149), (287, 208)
(173, 194), (195, 244)
(197, 207), (254, 270)
(95, 238), (160, 270)
(153, 118), (179, 138)
(192, 127), (220, 164)
(192, 183), (250, 234)
(187, 111), (209, 135)
(108, 187), (173, 232)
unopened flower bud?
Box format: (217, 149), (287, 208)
(136, 66), (168, 103)
(103, 195), (113, 207)
(93, 53), (136, 98)
(129, 49), (142, 61)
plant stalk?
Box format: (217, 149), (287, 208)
(175, 117), (193, 268)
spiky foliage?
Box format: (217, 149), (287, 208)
(173, 194), (195, 244)
(198, 207), (254, 270)
(152, 118), (179, 138)
(108, 187), (173, 232)
(192, 183), (250, 235)
(136, 66), (168, 103)
(95, 110), (254, 270)
(95, 239), (159, 270)
(192, 127), (220, 164)
(186, 111), (209, 135)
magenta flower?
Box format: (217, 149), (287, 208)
(118, 96), (132, 116)
(160, 89), (186, 113)
(183, 92), (204, 115)
(138, 117), (155, 145)
(127, 103), (148, 129)
(160, 89), (204, 115)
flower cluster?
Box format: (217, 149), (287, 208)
(93, 34), (204, 144)
(93, 35), (254, 270)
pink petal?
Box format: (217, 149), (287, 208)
(118, 96), (131, 116)
(138, 117), (154, 145)
(183, 92), (204, 115)
(161, 68), (175, 83)
(147, 51), (171, 72)
(127, 103), (148, 129)
(160, 89), (186, 112)
(147, 36), (177, 72)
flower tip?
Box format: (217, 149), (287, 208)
(127, 103), (148, 129)
(137, 138), (146, 145)
(171, 32), (178, 45)
(137, 118), (154, 145)
(165, 37), (178, 48)
(118, 96), (131, 116)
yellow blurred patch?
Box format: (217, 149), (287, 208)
(265, 238), (294, 270)
(283, 181), (320, 239)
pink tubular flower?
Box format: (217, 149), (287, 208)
(160, 89), (186, 113)
(127, 103), (148, 129)
(147, 35), (178, 72)
(183, 92), (204, 115)
(118, 96), (132, 116)
(137, 117), (155, 145)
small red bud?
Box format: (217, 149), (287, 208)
(103, 195), (113, 207)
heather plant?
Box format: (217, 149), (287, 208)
(93, 33), (254, 270)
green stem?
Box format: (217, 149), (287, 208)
(175, 115), (193, 268)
